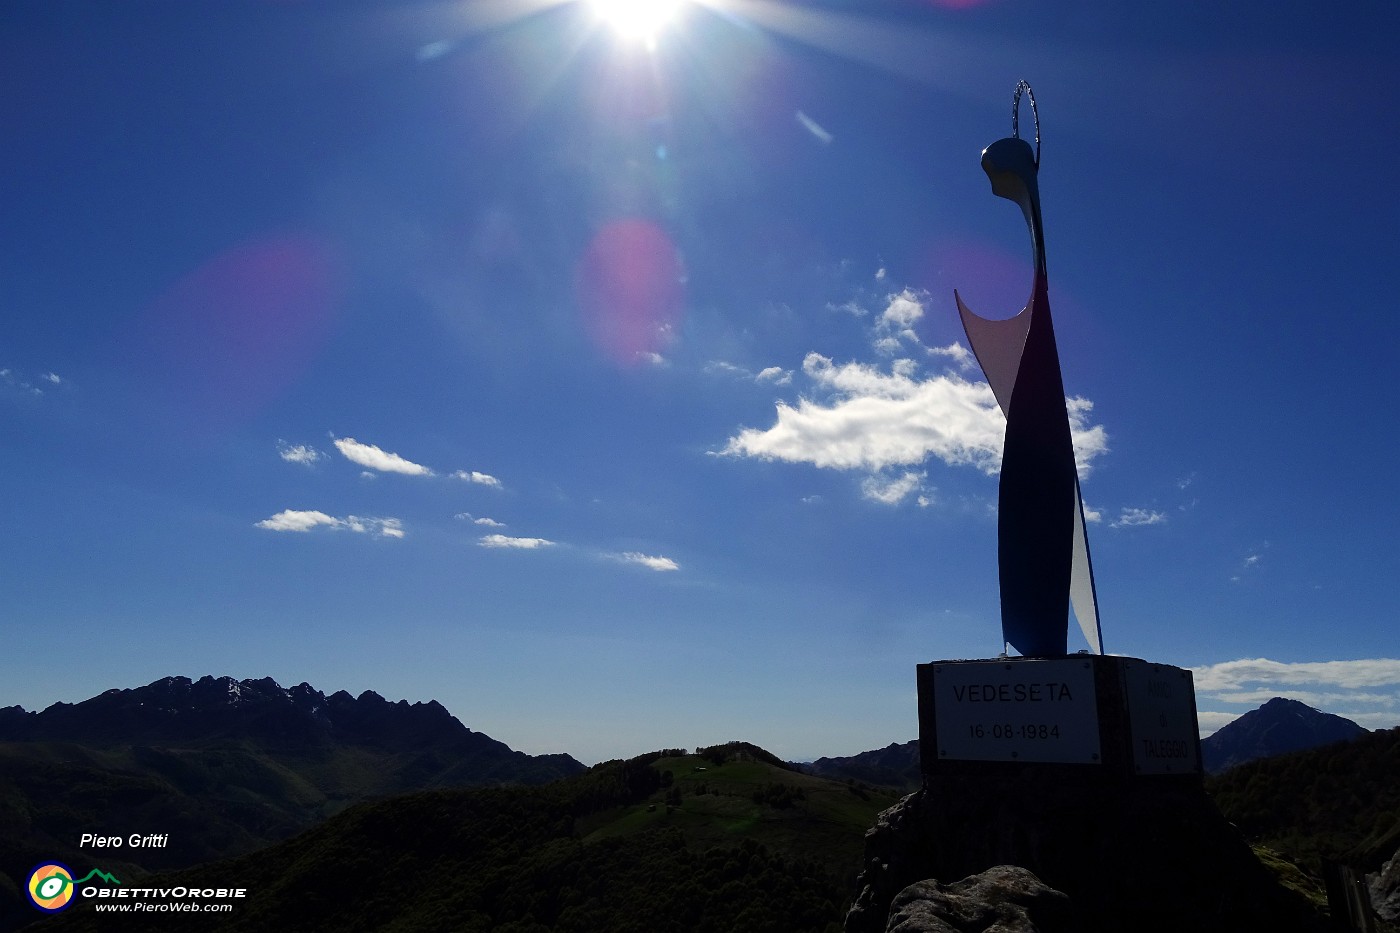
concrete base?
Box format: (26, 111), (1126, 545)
(916, 655), (1201, 780)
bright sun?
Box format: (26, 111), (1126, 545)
(589, 0), (685, 43)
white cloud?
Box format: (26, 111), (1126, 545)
(619, 552), (680, 572)
(42, 372), (62, 385)
(255, 509), (404, 538)
(334, 438), (432, 476)
(872, 289), (928, 353)
(1192, 658), (1400, 693)
(641, 351), (669, 367)
(756, 366), (793, 386)
(1196, 710), (1239, 737)
(1082, 503), (1103, 523)
(1111, 507), (1166, 528)
(1212, 689), (1397, 707)
(879, 289), (924, 332)
(927, 341), (974, 370)
(1065, 398), (1109, 476)
(861, 471), (926, 505)
(1230, 544), (1269, 582)
(452, 470), (502, 488)
(1193, 657), (1400, 734)
(278, 442), (323, 466)
(705, 360), (749, 377)
(416, 39), (455, 61)
(795, 110), (833, 145)
(718, 305), (1110, 501)
(1, 368), (47, 396)
(827, 300), (867, 317)
(454, 512), (506, 525)
(875, 266), (887, 280)
(479, 534), (554, 549)
(255, 510), (342, 533)
(719, 353), (1011, 475)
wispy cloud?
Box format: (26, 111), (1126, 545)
(826, 299), (867, 317)
(2, 367), (63, 397)
(1111, 507), (1166, 528)
(861, 471), (927, 506)
(1230, 545), (1267, 582)
(705, 360), (748, 377)
(479, 534), (554, 549)
(255, 509), (404, 538)
(452, 470), (502, 488)
(334, 438), (432, 476)
(795, 109), (833, 145)
(278, 442), (323, 466)
(416, 39), (456, 61)
(618, 552), (680, 572)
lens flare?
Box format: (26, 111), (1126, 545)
(575, 218), (685, 365)
(138, 233), (342, 430)
(589, 0), (685, 43)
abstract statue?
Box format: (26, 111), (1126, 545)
(954, 83), (1103, 658)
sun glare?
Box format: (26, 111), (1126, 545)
(589, 0), (685, 44)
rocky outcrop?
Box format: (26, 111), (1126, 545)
(846, 767), (1328, 933)
(884, 866), (1072, 933)
(1371, 845), (1400, 922)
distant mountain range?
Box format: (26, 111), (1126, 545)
(802, 740), (921, 791)
(1200, 697), (1367, 773)
(0, 674), (583, 924)
(1, 674), (578, 772)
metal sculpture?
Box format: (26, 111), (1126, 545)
(954, 83), (1103, 657)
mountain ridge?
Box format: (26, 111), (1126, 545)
(1200, 696), (1367, 773)
(0, 673), (585, 923)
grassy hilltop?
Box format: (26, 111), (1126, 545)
(34, 742), (901, 933)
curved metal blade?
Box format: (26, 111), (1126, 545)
(954, 289), (1032, 418)
(1070, 483), (1103, 654)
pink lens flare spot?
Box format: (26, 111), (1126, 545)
(575, 218), (685, 365)
(141, 232), (342, 425)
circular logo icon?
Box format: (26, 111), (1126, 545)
(27, 863), (76, 913)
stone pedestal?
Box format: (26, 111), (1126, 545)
(842, 656), (1325, 933)
(916, 655), (1201, 780)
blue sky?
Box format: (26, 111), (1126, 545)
(3, 0), (1397, 765)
